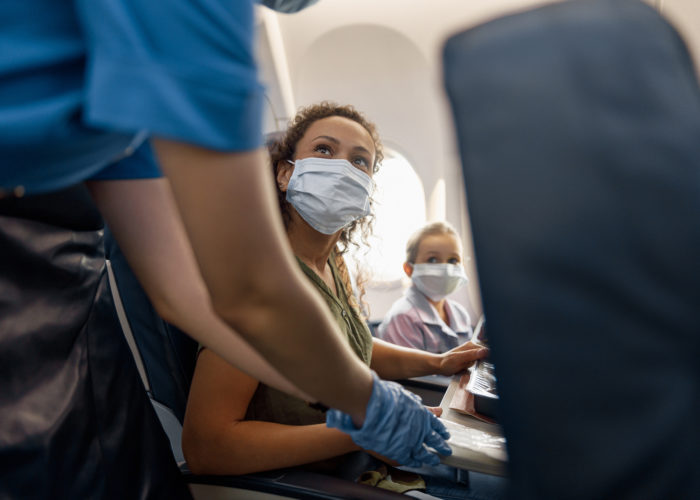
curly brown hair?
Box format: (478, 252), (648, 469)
(269, 101), (384, 317)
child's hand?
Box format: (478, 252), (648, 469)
(437, 341), (489, 376)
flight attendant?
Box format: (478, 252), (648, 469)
(0, 1), (450, 497)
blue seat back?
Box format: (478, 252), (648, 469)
(443, 0), (700, 498)
(105, 227), (198, 425)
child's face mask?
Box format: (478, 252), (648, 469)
(285, 157), (373, 235)
(411, 263), (468, 301)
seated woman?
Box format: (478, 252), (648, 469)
(182, 102), (488, 493)
(378, 222), (476, 354)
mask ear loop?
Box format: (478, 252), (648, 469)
(278, 159), (295, 191)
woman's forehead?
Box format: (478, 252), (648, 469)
(302, 116), (374, 151)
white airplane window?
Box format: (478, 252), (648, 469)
(347, 150), (426, 283)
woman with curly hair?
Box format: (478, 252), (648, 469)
(182, 102), (488, 486)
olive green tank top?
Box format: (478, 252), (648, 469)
(245, 253), (373, 426)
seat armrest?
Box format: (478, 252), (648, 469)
(399, 375), (452, 407)
(184, 469), (407, 499)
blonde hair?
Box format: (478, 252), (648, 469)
(405, 221), (461, 263)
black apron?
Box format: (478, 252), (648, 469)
(0, 185), (191, 499)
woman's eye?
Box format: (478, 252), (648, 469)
(448, 258), (460, 265)
(426, 257), (438, 263)
(314, 145), (331, 155)
(353, 157), (370, 170)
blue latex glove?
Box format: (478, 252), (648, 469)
(326, 371), (452, 467)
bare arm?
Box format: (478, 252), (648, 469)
(182, 349), (361, 475)
(152, 140), (372, 423)
(88, 178), (309, 400)
(370, 338), (488, 380)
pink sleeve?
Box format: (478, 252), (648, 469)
(381, 313), (425, 350)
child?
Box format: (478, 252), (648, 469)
(378, 221), (474, 353)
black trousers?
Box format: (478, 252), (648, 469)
(0, 185), (190, 499)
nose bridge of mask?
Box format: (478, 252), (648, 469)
(288, 162), (363, 208)
(289, 157), (372, 193)
(413, 263), (464, 276)
(411, 263), (468, 300)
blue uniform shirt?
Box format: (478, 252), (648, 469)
(0, 0), (264, 195)
(91, 139), (161, 181)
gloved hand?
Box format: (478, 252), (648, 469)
(326, 371), (452, 467)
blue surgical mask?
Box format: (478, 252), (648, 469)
(285, 157), (373, 235)
(411, 263), (468, 301)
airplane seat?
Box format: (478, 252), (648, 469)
(103, 227), (407, 499)
(443, 0), (700, 498)
(104, 227), (197, 467)
(366, 319), (382, 337)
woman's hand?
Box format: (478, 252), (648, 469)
(428, 406), (443, 417)
(436, 342), (488, 376)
